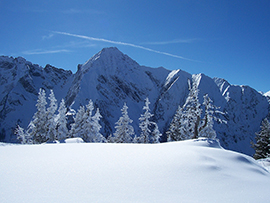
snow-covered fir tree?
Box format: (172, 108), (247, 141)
(138, 97), (154, 143)
(45, 89), (58, 142)
(252, 118), (270, 159)
(68, 100), (105, 143)
(56, 99), (68, 141)
(82, 100), (105, 142)
(198, 94), (217, 139)
(182, 79), (202, 139)
(137, 97), (161, 143)
(81, 100), (95, 142)
(167, 80), (225, 141)
(69, 105), (85, 139)
(113, 103), (134, 143)
(15, 90), (106, 144)
(28, 88), (48, 144)
(166, 106), (189, 141)
(199, 118), (216, 139)
(151, 122), (162, 143)
(91, 108), (106, 143)
(15, 125), (33, 144)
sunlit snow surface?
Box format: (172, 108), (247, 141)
(1, 138), (270, 203)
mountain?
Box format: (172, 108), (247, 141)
(0, 56), (73, 141)
(0, 47), (269, 155)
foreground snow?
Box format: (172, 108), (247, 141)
(0, 138), (270, 203)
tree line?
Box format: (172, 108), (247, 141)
(15, 78), (226, 145)
(15, 77), (270, 160)
(15, 90), (163, 144)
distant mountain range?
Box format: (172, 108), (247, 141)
(0, 47), (269, 155)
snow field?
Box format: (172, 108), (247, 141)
(0, 138), (269, 203)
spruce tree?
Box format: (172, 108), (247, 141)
(151, 122), (162, 143)
(82, 100), (104, 142)
(198, 94), (217, 139)
(166, 106), (189, 141)
(137, 97), (161, 143)
(91, 108), (106, 143)
(167, 81), (225, 141)
(182, 79), (202, 139)
(138, 97), (154, 143)
(46, 89), (58, 142)
(113, 103), (134, 143)
(69, 100), (105, 143)
(69, 105), (85, 138)
(56, 99), (68, 141)
(252, 118), (270, 160)
(81, 100), (95, 142)
(28, 88), (48, 144)
(15, 125), (33, 144)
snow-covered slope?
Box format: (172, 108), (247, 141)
(0, 47), (269, 155)
(264, 90), (270, 97)
(0, 139), (269, 203)
(0, 56), (73, 142)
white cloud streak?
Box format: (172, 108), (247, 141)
(53, 31), (201, 62)
(142, 38), (200, 45)
(23, 49), (71, 55)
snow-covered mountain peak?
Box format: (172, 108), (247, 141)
(81, 47), (140, 74)
(264, 91), (270, 97)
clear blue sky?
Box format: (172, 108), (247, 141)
(1, 0), (269, 93)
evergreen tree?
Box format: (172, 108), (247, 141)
(167, 81), (225, 141)
(113, 103), (134, 143)
(198, 94), (217, 139)
(166, 106), (189, 141)
(199, 118), (216, 139)
(66, 101), (76, 131)
(81, 100), (95, 142)
(69, 100), (105, 143)
(91, 108), (106, 143)
(137, 97), (161, 143)
(69, 105), (85, 138)
(56, 99), (68, 141)
(182, 79), (202, 139)
(28, 88), (48, 144)
(252, 118), (270, 159)
(138, 98), (154, 143)
(151, 122), (162, 143)
(46, 89), (58, 142)
(15, 125), (33, 144)
(83, 100), (105, 142)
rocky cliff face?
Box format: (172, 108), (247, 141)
(0, 47), (269, 155)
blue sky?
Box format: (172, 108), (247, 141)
(1, 0), (270, 93)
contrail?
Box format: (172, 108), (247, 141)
(53, 31), (201, 62)
(142, 38), (200, 45)
(23, 49), (71, 55)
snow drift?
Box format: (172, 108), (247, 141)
(0, 138), (269, 203)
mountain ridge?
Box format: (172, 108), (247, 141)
(0, 47), (269, 155)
